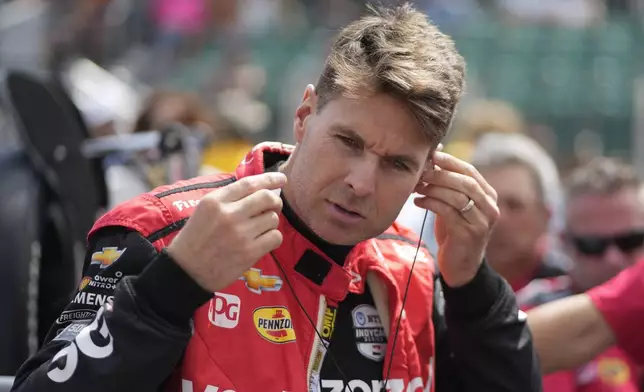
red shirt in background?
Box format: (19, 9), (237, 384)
(518, 276), (641, 392)
(588, 259), (644, 365)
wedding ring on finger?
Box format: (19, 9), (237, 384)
(460, 199), (475, 214)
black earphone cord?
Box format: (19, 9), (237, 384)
(270, 210), (430, 392)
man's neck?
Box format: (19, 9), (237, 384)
(280, 192), (354, 265)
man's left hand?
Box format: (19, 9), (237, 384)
(414, 151), (499, 287)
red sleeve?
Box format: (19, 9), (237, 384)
(587, 260), (644, 365)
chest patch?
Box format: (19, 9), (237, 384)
(351, 304), (386, 362)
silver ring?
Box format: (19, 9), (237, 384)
(460, 199), (475, 214)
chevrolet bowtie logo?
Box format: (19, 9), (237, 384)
(240, 268), (283, 294)
(90, 247), (126, 269)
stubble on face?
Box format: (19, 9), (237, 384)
(282, 89), (433, 245)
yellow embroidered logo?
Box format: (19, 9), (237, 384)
(240, 268), (283, 294)
(78, 276), (92, 291)
(321, 307), (337, 341)
(90, 247), (126, 269)
(598, 357), (630, 386)
(253, 306), (296, 344)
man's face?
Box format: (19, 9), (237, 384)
(565, 187), (644, 291)
(480, 164), (549, 276)
(284, 86), (433, 245)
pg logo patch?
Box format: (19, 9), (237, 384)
(253, 306), (296, 344)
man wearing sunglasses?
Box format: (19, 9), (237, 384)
(521, 158), (644, 390)
(563, 158), (644, 292)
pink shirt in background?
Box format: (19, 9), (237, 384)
(151, 0), (208, 34)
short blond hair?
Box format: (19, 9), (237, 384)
(566, 157), (641, 199)
(315, 3), (466, 143)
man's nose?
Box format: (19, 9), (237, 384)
(602, 245), (631, 269)
(344, 157), (378, 197)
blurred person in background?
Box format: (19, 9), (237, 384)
(561, 158), (644, 292)
(519, 157), (644, 392)
(147, 0), (210, 84)
(96, 90), (218, 210)
(48, 0), (113, 73)
(470, 133), (566, 292)
(133, 90), (217, 187)
(495, 0), (605, 27)
(528, 258), (644, 375)
(133, 90), (214, 135)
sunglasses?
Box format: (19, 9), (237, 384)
(569, 231), (644, 256)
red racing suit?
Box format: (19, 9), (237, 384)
(518, 276), (641, 392)
(11, 142), (540, 392)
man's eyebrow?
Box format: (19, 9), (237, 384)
(331, 126), (363, 142)
(332, 125), (421, 170)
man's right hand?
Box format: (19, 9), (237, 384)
(167, 172), (287, 292)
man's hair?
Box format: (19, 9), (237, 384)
(470, 133), (561, 207)
(315, 3), (465, 143)
(566, 157), (641, 199)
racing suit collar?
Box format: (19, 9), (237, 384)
(236, 142), (355, 301)
(281, 194), (354, 266)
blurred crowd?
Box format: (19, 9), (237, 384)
(1, 0), (644, 390)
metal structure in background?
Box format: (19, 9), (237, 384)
(0, 376), (13, 392)
(0, 66), (204, 380)
(0, 0), (49, 74)
(0, 70), (106, 377)
(0, 148), (44, 380)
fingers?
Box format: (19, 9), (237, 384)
(416, 184), (469, 213)
(414, 193), (488, 227)
(427, 152), (497, 201)
(234, 188), (283, 217)
(244, 211), (281, 238)
(419, 170), (498, 220)
(251, 229), (283, 259)
(414, 196), (463, 227)
(216, 172), (287, 202)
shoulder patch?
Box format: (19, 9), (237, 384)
(146, 176), (237, 243)
(154, 177), (235, 199)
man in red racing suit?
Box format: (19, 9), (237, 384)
(12, 4), (540, 392)
(12, 143), (539, 392)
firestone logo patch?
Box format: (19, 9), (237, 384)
(253, 306), (296, 344)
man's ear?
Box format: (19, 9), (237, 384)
(293, 84), (317, 143)
(417, 154), (435, 186)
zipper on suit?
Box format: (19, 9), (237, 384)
(306, 295), (329, 392)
